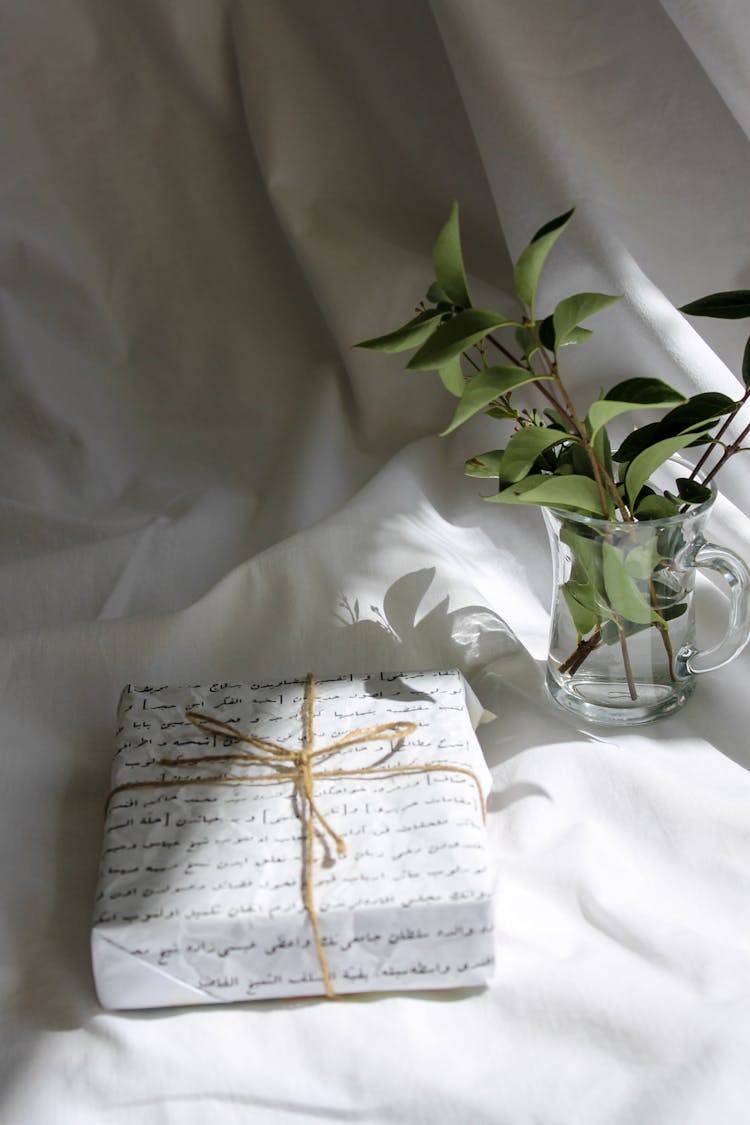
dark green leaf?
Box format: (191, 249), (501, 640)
(679, 290), (750, 319)
(407, 308), (518, 371)
(657, 391), (736, 431)
(675, 477), (712, 505)
(743, 335), (750, 387)
(604, 377), (685, 405)
(613, 392), (734, 462)
(513, 207), (575, 313)
(494, 427), (573, 484)
(587, 378), (687, 436)
(485, 473), (605, 515)
(441, 365), (551, 435)
(354, 310), (444, 353)
(432, 201), (471, 309)
(538, 315), (556, 351)
(552, 292), (621, 347)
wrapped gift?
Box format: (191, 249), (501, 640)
(91, 669), (495, 1008)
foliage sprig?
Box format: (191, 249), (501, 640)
(356, 203), (750, 696)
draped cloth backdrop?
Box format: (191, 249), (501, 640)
(1, 2), (749, 1122)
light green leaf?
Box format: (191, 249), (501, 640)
(485, 473), (605, 515)
(624, 543), (659, 580)
(442, 365), (553, 435)
(634, 494), (681, 520)
(624, 432), (709, 505)
(602, 542), (658, 625)
(432, 201), (471, 308)
(426, 280), (450, 305)
(563, 581), (599, 637)
(513, 207), (575, 314)
(437, 356), (465, 396)
(407, 308), (518, 371)
(494, 427), (573, 484)
(679, 290), (750, 319)
(441, 365), (541, 435)
(355, 310), (444, 354)
(561, 326), (594, 347)
(514, 325), (540, 362)
(552, 292), (621, 348)
(464, 450), (506, 478)
(561, 524), (603, 588)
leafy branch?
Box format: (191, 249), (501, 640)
(355, 203), (750, 696)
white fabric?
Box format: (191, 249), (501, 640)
(2, 1), (750, 1121)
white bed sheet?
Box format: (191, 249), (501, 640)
(2, 1), (750, 1121)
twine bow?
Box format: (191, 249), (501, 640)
(106, 673), (486, 997)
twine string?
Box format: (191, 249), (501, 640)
(106, 673), (486, 998)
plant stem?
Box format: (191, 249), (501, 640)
(616, 619), (638, 700)
(701, 416), (750, 486)
(648, 578), (676, 682)
(689, 387), (750, 482)
(558, 626), (602, 675)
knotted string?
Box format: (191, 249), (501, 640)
(106, 673), (486, 997)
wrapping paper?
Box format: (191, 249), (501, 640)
(92, 672), (493, 1006)
(2, 1), (750, 1122)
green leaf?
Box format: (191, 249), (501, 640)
(602, 542), (658, 625)
(494, 427), (573, 484)
(513, 207), (575, 313)
(441, 365), (549, 435)
(624, 432), (709, 506)
(407, 308), (518, 371)
(743, 335), (750, 387)
(562, 326), (594, 347)
(355, 310), (444, 353)
(587, 377), (687, 436)
(624, 543), (659, 580)
(486, 473), (605, 515)
(679, 290), (750, 319)
(563, 581), (599, 637)
(552, 292), (621, 347)
(675, 477), (712, 505)
(486, 405), (518, 420)
(464, 450), (506, 478)
(432, 201), (472, 309)
(426, 280), (451, 305)
(514, 326), (540, 362)
(604, 376), (686, 406)
(437, 356), (465, 396)
(634, 494), (681, 520)
(613, 392), (734, 462)
(538, 316), (594, 351)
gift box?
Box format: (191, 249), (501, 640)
(91, 669), (495, 1008)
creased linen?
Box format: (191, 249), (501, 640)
(1, 1), (750, 1122)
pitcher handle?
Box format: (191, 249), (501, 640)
(678, 541), (750, 675)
